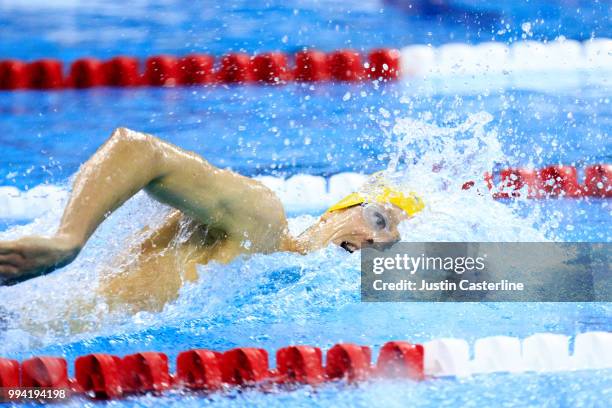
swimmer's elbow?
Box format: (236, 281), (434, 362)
(109, 127), (158, 146)
(106, 127), (165, 166)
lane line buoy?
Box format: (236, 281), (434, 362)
(1, 331), (611, 402)
(2, 38), (607, 90)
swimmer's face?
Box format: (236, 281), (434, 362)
(319, 203), (406, 252)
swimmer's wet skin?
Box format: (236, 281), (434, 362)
(0, 128), (423, 310)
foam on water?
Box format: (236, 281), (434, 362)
(0, 112), (556, 355)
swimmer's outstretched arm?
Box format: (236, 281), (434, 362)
(0, 127), (286, 285)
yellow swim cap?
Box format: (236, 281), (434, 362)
(326, 185), (425, 217)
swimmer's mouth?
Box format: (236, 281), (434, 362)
(340, 241), (358, 253)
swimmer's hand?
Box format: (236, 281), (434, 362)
(0, 236), (80, 286)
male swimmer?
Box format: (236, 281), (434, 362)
(0, 128), (423, 311)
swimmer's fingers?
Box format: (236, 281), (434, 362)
(0, 264), (21, 286)
(0, 241), (24, 262)
(0, 265), (18, 274)
(0, 237), (79, 286)
(0, 241), (21, 255)
(0, 253), (24, 267)
(0, 265), (17, 273)
(0, 243), (24, 285)
(0, 243), (29, 285)
(0, 243), (12, 254)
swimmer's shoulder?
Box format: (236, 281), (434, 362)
(220, 174), (288, 238)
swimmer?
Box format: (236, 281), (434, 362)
(0, 128), (423, 311)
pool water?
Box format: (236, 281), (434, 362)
(0, 0), (610, 61)
(0, 0), (611, 407)
(0, 81), (609, 190)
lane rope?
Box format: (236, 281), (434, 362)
(1, 331), (610, 401)
(0, 38), (610, 90)
(0, 164), (609, 220)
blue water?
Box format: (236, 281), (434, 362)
(1, 84), (610, 189)
(0, 1), (611, 407)
(0, 0), (610, 62)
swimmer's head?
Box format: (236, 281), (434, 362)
(295, 174), (424, 253)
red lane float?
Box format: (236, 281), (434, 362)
(21, 357), (69, 389)
(539, 165), (582, 197)
(0, 60), (29, 89)
(0, 340), (426, 402)
(295, 50), (329, 81)
(221, 347), (269, 385)
(103, 57), (141, 87)
(251, 52), (291, 84)
(176, 349), (223, 390)
(583, 164), (612, 197)
(121, 352), (171, 394)
(0, 48), (401, 90)
(471, 164), (612, 199)
(144, 56), (180, 87)
(0, 358), (19, 388)
(218, 53), (254, 84)
(75, 354), (124, 399)
(376, 341), (424, 380)
(327, 50), (365, 81)
(68, 58), (105, 88)
(27, 59), (63, 89)
(496, 168), (540, 198)
(367, 49), (401, 81)
(276, 345), (325, 385)
(325, 343), (371, 382)
(178, 54), (215, 85)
